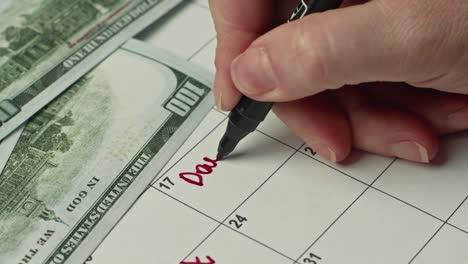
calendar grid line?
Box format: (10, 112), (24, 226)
(187, 36), (217, 61)
(180, 215), (224, 262)
(152, 186), (298, 262)
(293, 158), (397, 263)
(222, 220), (298, 260)
(369, 187), (445, 222)
(181, 148), (300, 262)
(212, 108), (227, 116)
(447, 222), (468, 235)
(297, 150), (370, 186)
(152, 185), (220, 223)
(256, 130), (300, 150)
(298, 150), (455, 226)
(408, 224), (445, 264)
(219, 222), (296, 262)
(444, 196), (467, 223)
(408, 196), (468, 263)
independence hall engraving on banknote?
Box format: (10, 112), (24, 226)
(0, 78), (87, 231)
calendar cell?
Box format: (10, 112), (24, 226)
(155, 120), (295, 220)
(307, 188), (440, 264)
(91, 188), (217, 263)
(228, 152), (366, 257)
(375, 133), (468, 219)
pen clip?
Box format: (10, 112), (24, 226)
(289, 0), (309, 22)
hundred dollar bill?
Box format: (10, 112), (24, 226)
(0, 39), (214, 264)
(0, 0), (182, 141)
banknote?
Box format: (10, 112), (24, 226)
(0, 0), (183, 141)
(0, 126), (22, 173)
(0, 39), (214, 264)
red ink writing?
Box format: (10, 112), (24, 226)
(179, 157), (218, 187)
(180, 256), (215, 264)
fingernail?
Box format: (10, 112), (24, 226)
(448, 109), (468, 130)
(214, 74), (225, 111)
(312, 142), (337, 163)
(391, 141), (429, 163)
(328, 147), (337, 163)
(231, 47), (277, 95)
(215, 89), (223, 110)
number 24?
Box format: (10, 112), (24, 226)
(228, 214), (247, 229)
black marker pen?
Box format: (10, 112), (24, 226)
(217, 0), (344, 160)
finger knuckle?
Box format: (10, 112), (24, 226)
(293, 17), (336, 88)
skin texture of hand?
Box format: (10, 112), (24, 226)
(209, 0), (468, 163)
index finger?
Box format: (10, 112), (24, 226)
(209, 0), (276, 111)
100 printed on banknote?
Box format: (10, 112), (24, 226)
(0, 0), (182, 140)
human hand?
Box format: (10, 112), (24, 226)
(209, 0), (468, 163)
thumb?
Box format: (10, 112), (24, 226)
(230, 1), (418, 101)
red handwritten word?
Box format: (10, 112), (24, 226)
(179, 157), (218, 187)
(181, 256), (216, 264)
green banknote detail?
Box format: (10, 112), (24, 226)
(0, 76), (113, 259)
(0, 0), (182, 140)
(0, 39), (213, 264)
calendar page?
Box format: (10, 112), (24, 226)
(87, 1), (468, 263)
